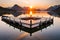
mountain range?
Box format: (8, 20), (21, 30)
(47, 5), (60, 12)
(0, 4), (60, 16)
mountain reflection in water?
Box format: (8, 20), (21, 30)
(0, 11), (60, 40)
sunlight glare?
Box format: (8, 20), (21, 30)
(30, 11), (32, 15)
(30, 6), (32, 8)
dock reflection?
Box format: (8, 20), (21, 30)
(1, 16), (53, 36)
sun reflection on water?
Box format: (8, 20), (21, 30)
(16, 32), (29, 40)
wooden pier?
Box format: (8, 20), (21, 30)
(2, 16), (53, 36)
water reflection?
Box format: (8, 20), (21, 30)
(0, 11), (60, 40)
(1, 11), (54, 36)
(48, 11), (60, 17)
(16, 32), (28, 40)
(2, 16), (53, 36)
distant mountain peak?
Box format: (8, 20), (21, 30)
(13, 4), (20, 7)
(11, 4), (23, 11)
(12, 4), (21, 8)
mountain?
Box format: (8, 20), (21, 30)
(48, 5), (60, 16)
(47, 5), (60, 11)
(0, 6), (15, 12)
(0, 6), (11, 16)
(53, 5), (60, 12)
(0, 6), (9, 11)
(11, 4), (23, 11)
(0, 5), (24, 16)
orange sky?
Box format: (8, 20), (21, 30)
(0, 0), (60, 9)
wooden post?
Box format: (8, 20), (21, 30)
(8, 17), (11, 21)
(30, 33), (32, 36)
(40, 19), (43, 26)
(20, 29), (21, 32)
(13, 18), (15, 23)
(19, 18), (22, 26)
(45, 18), (47, 23)
(39, 20), (41, 26)
(41, 30), (42, 32)
(49, 17), (51, 21)
(30, 19), (32, 28)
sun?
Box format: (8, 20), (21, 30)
(30, 6), (32, 8)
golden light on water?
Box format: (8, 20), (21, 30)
(29, 6), (33, 16)
(30, 11), (32, 15)
(16, 32), (28, 40)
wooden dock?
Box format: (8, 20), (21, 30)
(2, 16), (53, 36)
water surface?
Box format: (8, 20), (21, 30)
(0, 11), (60, 40)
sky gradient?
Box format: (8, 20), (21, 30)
(0, 0), (60, 9)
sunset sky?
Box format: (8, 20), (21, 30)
(0, 0), (60, 9)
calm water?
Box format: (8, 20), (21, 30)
(0, 11), (60, 40)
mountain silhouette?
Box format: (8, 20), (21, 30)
(47, 5), (60, 12)
(11, 4), (23, 11)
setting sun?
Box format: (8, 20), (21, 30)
(29, 6), (33, 12)
(30, 6), (32, 8)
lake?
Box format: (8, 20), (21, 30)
(0, 11), (60, 40)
